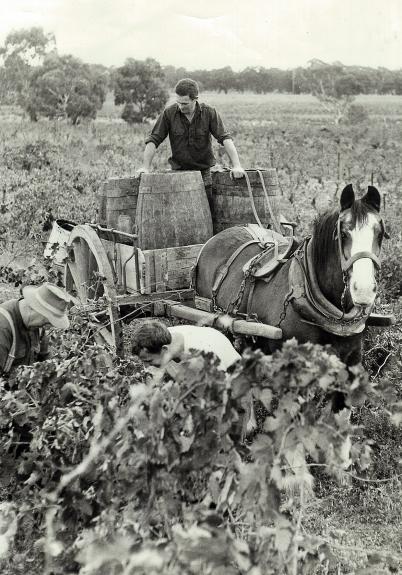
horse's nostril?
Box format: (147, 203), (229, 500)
(352, 281), (377, 294)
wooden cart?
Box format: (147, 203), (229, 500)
(51, 171), (394, 356)
(60, 171), (286, 356)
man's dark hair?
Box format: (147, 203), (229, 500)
(131, 319), (172, 355)
(175, 78), (199, 100)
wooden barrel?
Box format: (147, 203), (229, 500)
(135, 171), (213, 250)
(98, 177), (140, 230)
(211, 168), (282, 234)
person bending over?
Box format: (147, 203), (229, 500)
(130, 319), (241, 371)
(0, 283), (70, 376)
(130, 319), (256, 438)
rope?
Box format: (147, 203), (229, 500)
(256, 169), (282, 234)
(243, 171), (263, 227)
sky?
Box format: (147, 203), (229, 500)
(0, 0), (401, 71)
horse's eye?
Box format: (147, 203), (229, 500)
(340, 230), (348, 240)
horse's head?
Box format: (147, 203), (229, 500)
(337, 184), (388, 309)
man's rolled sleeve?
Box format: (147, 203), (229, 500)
(209, 108), (232, 145)
(145, 111), (169, 148)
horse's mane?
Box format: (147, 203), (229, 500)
(311, 200), (372, 270)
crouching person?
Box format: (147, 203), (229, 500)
(130, 319), (256, 439)
(130, 319), (241, 370)
(0, 283), (70, 376)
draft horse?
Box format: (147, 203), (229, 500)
(195, 184), (388, 372)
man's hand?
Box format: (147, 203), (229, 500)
(230, 166), (246, 180)
(135, 166), (150, 178)
(210, 164), (225, 173)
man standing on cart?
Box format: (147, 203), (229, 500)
(136, 78), (245, 206)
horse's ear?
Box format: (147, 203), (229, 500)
(340, 184), (355, 212)
(362, 186), (381, 212)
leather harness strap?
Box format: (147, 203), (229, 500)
(212, 239), (260, 309)
(341, 250), (381, 272)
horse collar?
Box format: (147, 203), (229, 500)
(289, 239), (372, 337)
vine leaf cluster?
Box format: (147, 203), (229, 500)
(0, 308), (399, 574)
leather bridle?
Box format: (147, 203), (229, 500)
(335, 215), (386, 313)
(336, 217), (383, 274)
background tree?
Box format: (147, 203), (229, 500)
(162, 65), (188, 89)
(209, 66), (236, 93)
(302, 60), (363, 124)
(0, 27), (56, 106)
(377, 67), (397, 94)
(26, 54), (107, 123)
(393, 70), (402, 95)
(114, 58), (169, 124)
(237, 67), (260, 93)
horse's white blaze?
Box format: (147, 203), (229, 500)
(349, 213), (377, 306)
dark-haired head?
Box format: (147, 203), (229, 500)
(175, 78), (199, 100)
(131, 319), (172, 356)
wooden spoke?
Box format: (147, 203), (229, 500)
(66, 260), (86, 301)
(73, 239), (90, 299)
(64, 224), (124, 356)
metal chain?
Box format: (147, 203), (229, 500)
(276, 286), (294, 328)
(227, 250), (265, 314)
(229, 274), (248, 314)
(340, 271), (349, 319)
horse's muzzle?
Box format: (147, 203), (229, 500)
(350, 277), (377, 307)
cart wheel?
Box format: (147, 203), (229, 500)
(64, 224), (124, 356)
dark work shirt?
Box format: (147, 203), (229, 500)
(0, 299), (49, 374)
(145, 101), (232, 171)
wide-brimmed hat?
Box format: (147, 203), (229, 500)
(22, 283), (70, 329)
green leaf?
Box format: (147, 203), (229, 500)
(250, 434), (274, 461)
(230, 375), (251, 399)
(264, 416), (281, 432)
(256, 387), (273, 410)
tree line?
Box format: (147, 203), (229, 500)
(164, 61), (402, 96)
(1, 27), (401, 124)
